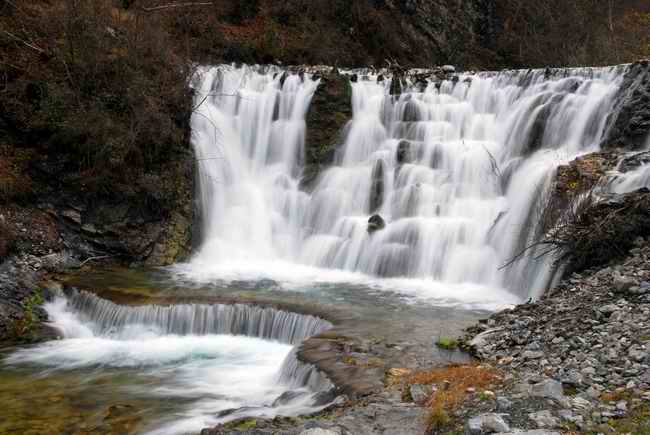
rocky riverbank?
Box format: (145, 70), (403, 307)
(458, 237), (650, 434)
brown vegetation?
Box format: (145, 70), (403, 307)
(0, 0), (198, 215)
(405, 364), (502, 432)
(495, 0), (650, 67)
(0, 219), (16, 260)
(0, 144), (34, 202)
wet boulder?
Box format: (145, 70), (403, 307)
(442, 65), (456, 74)
(401, 99), (421, 122)
(272, 390), (309, 407)
(396, 140), (414, 164)
(390, 76), (402, 96)
(369, 159), (385, 213)
(303, 72), (353, 188)
(367, 214), (386, 234)
(619, 150), (650, 173)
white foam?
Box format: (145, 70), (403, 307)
(171, 259), (518, 310)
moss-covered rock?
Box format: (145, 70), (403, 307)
(302, 73), (353, 189)
(552, 151), (619, 211)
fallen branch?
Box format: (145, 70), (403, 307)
(79, 255), (114, 268)
(140, 1), (213, 12)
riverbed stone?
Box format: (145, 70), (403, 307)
(528, 410), (559, 429)
(409, 384), (434, 404)
(530, 379), (565, 402)
(299, 428), (342, 435)
(465, 413), (510, 434)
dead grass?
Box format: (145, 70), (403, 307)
(600, 389), (633, 403)
(406, 364), (502, 432)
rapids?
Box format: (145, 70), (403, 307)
(3, 292), (332, 434)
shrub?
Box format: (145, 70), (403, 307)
(436, 337), (459, 350)
(0, 0), (192, 210)
(11, 291), (45, 340)
(406, 364), (502, 432)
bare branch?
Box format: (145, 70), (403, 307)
(79, 255), (114, 267)
(140, 2), (213, 12)
(1, 31), (44, 54)
(191, 92), (240, 112)
(482, 145), (503, 179)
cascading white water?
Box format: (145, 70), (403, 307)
(187, 64), (628, 302)
(605, 135), (650, 194)
(66, 289), (331, 345)
(192, 65), (318, 264)
(5, 292), (332, 435)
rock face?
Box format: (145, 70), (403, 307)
(602, 60), (650, 150)
(2, 152), (194, 269)
(54, 158), (195, 266)
(549, 151), (619, 223)
(544, 151), (650, 274)
(302, 72), (352, 188)
(396, 140), (414, 164)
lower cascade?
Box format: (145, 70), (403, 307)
(186, 64), (629, 301)
(5, 291), (333, 434)
(66, 289), (331, 345)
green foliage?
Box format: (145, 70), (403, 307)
(436, 337), (459, 350)
(427, 407), (451, 429)
(11, 291), (45, 340)
(224, 418), (257, 431)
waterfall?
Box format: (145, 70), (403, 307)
(187, 64), (628, 301)
(64, 290), (331, 345)
(192, 65), (318, 263)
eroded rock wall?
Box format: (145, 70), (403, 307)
(602, 60), (650, 150)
